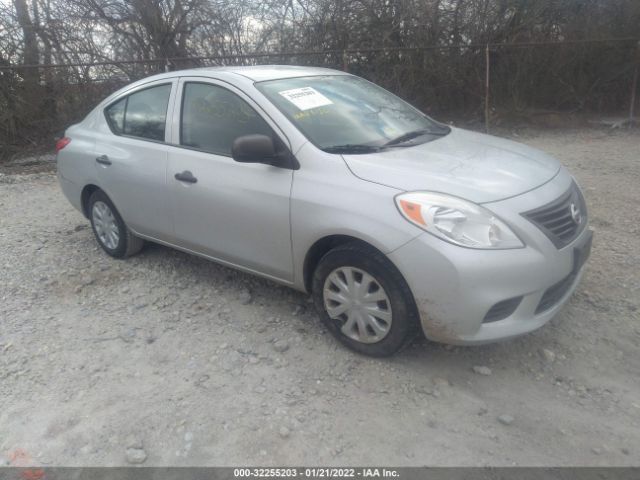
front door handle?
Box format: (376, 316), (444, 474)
(174, 170), (198, 184)
(96, 155), (111, 166)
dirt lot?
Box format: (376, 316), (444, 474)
(1, 127), (639, 467)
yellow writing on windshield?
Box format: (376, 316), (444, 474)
(293, 106), (331, 121)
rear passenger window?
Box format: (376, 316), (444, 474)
(105, 84), (172, 142)
(180, 82), (272, 155)
(105, 97), (125, 134)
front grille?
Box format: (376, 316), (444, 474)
(483, 296), (522, 323)
(522, 182), (587, 249)
(536, 272), (576, 314)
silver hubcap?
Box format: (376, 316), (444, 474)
(92, 201), (120, 250)
(323, 266), (393, 344)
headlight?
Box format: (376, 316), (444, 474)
(395, 192), (524, 249)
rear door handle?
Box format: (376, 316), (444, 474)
(95, 155), (111, 166)
(174, 170), (197, 184)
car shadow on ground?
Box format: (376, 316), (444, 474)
(133, 239), (553, 373)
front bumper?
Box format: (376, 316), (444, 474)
(388, 170), (592, 345)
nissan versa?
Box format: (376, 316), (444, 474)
(56, 65), (592, 356)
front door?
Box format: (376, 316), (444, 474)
(167, 78), (294, 282)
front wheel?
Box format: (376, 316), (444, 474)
(88, 190), (144, 258)
(312, 242), (419, 357)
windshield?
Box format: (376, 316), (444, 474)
(255, 75), (450, 153)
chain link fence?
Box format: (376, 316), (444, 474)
(1, 38), (639, 160)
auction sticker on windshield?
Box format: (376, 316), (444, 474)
(278, 87), (333, 111)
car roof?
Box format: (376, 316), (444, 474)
(140, 65), (348, 83)
(95, 65), (351, 116)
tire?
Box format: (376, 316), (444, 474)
(312, 242), (419, 357)
(88, 189), (144, 258)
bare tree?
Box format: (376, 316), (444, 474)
(1, 0), (639, 158)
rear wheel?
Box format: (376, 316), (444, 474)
(88, 190), (144, 258)
(312, 242), (418, 356)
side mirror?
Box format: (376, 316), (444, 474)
(231, 134), (299, 169)
(232, 134), (275, 163)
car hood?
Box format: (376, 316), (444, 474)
(342, 127), (561, 203)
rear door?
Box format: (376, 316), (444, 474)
(94, 79), (177, 240)
(166, 77), (294, 282)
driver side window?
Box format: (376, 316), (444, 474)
(180, 82), (273, 156)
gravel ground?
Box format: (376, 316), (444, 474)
(1, 127), (639, 467)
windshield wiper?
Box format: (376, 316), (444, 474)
(323, 127), (451, 153)
(383, 127), (450, 147)
(323, 144), (382, 154)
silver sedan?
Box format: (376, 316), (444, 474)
(57, 65), (592, 356)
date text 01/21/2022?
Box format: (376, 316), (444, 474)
(233, 468), (400, 478)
